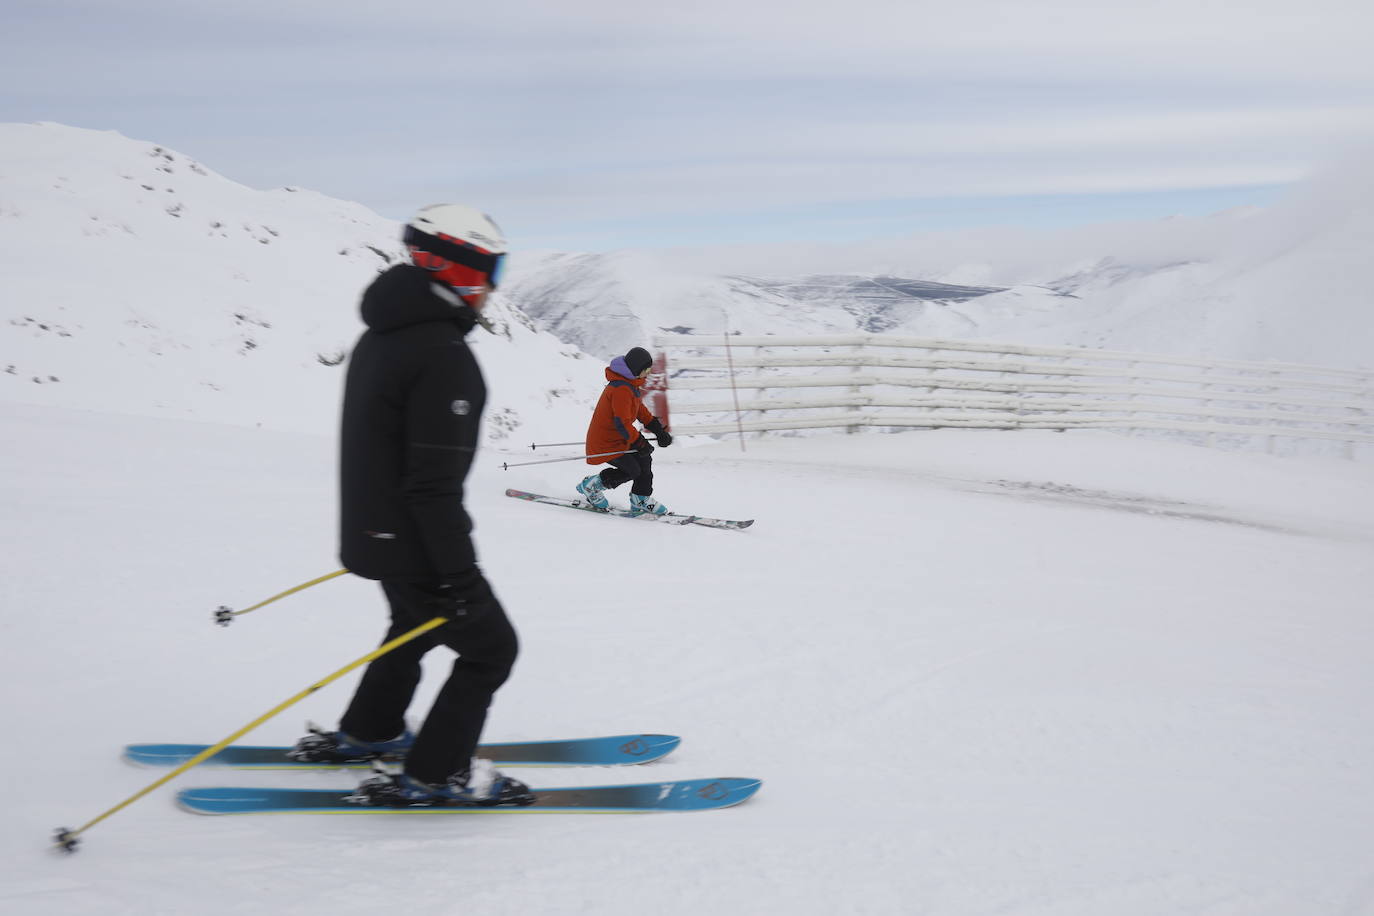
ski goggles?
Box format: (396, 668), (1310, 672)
(404, 225), (506, 289)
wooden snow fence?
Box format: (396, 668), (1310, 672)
(646, 333), (1374, 459)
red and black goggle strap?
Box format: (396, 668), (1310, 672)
(403, 225), (505, 289)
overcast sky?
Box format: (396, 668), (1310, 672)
(4, 0), (1373, 250)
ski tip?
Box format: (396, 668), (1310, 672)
(733, 777), (763, 804)
(630, 734), (681, 760)
(664, 777), (763, 810)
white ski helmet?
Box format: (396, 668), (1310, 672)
(403, 204), (508, 295)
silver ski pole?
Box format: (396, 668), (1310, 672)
(501, 449), (631, 470)
(529, 437), (659, 450)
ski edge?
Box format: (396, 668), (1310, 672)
(123, 733), (682, 770)
(176, 778), (763, 815)
(505, 489), (752, 530)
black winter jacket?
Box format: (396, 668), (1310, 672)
(339, 265), (486, 581)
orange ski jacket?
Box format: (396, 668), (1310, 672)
(585, 366), (655, 464)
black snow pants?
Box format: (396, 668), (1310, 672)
(598, 452), (654, 496)
(338, 577), (518, 785)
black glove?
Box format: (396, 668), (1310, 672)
(645, 418), (673, 447)
(633, 437), (654, 455)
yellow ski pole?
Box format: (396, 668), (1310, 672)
(214, 569), (350, 626)
(53, 614), (449, 853)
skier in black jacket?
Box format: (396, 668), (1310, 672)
(290, 204), (531, 807)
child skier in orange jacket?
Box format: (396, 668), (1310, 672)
(576, 347), (673, 514)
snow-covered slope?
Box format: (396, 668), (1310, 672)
(933, 176), (1374, 362)
(0, 122), (594, 438)
(4, 400), (1373, 915)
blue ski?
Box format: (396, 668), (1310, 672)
(177, 778), (762, 814)
(124, 734), (680, 770)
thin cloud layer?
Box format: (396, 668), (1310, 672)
(5, 0), (1372, 248)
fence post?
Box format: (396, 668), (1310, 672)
(847, 338), (864, 434)
(1201, 366), (1216, 449)
(722, 328), (746, 452)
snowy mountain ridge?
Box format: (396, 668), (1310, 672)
(0, 122), (594, 438)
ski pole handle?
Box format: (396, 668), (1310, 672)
(502, 449), (631, 470)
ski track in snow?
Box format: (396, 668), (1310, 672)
(712, 445), (1374, 543)
(3, 403), (1374, 915)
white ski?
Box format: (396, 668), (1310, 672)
(505, 489), (753, 530)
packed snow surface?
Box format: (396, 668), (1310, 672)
(3, 401), (1373, 916)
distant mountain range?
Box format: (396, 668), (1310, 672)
(502, 178), (1373, 369)
(500, 249), (1060, 360)
(497, 250), (1203, 362)
(3, 122), (1368, 439)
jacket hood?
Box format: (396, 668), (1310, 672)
(605, 361), (645, 386)
(360, 264), (478, 335)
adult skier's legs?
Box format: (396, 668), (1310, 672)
(324, 579), (522, 801)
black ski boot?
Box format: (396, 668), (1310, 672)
(287, 722), (414, 764)
(346, 761), (536, 808)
